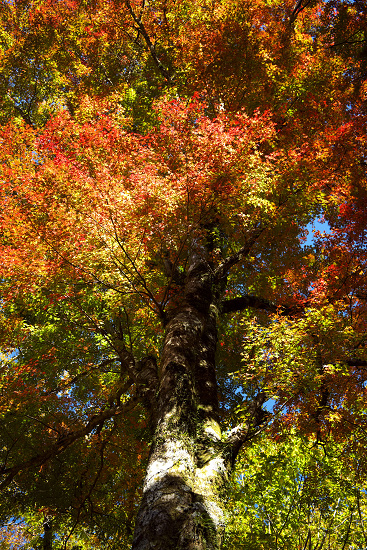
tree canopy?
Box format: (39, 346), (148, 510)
(0, 0), (367, 548)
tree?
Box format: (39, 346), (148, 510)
(0, 0), (367, 548)
(225, 431), (367, 550)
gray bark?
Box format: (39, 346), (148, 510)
(132, 252), (229, 550)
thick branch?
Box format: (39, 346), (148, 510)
(131, 355), (159, 416)
(223, 393), (269, 467)
(346, 359), (367, 368)
(0, 396), (139, 491)
(214, 227), (264, 282)
(221, 294), (303, 316)
(221, 295), (276, 314)
(222, 295), (277, 315)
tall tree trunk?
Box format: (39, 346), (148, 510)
(43, 517), (52, 550)
(132, 252), (230, 550)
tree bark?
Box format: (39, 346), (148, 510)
(43, 517), (52, 550)
(132, 252), (230, 550)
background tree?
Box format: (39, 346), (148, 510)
(0, 0), (367, 548)
(225, 431), (367, 550)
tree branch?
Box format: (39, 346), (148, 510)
(290, 0), (313, 24)
(223, 392), (269, 467)
(221, 295), (300, 315)
(346, 359), (367, 368)
(0, 396), (139, 491)
(6, 93), (35, 127)
(214, 227), (265, 282)
(43, 358), (119, 396)
(125, 0), (172, 82)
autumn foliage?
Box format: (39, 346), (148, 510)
(0, 0), (367, 548)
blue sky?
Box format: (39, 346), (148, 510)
(263, 219), (331, 413)
(304, 219), (330, 247)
